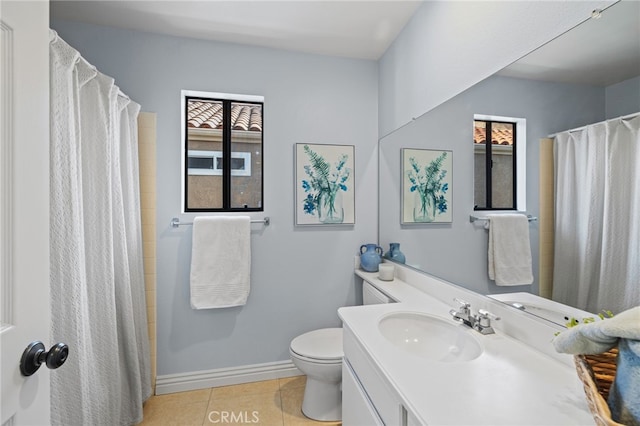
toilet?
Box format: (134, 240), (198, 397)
(289, 280), (393, 421)
(289, 328), (343, 421)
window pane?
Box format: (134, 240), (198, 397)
(473, 121), (487, 209)
(490, 122), (514, 209)
(230, 157), (245, 170)
(230, 102), (263, 209)
(188, 156), (214, 170)
(186, 99), (223, 209)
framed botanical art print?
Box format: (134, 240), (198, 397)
(401, 148), (452, 224)
(295, 143), (355, 226)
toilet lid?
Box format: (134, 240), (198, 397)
(290, 328), (343, 360)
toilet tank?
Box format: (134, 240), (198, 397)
(363, 281), (394, 305)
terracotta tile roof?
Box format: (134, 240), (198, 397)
(473, 123), (513, 145)
(188, 100), (262, 132)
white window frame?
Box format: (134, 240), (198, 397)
(187, 150), (251, 176)
(473, 114), (527, 212)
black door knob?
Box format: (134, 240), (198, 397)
(20, 341), (69, 376)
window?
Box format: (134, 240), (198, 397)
(473, 114), (526, 211)
(187, 150), (251, 176)
(181, 91), (264, 212)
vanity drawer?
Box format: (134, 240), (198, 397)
(343, 359), (384, 426)
(343, 326), (404, 425)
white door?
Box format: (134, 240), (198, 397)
(1, 1), (52, 424)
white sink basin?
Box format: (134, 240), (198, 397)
(378, 312), (483, 362)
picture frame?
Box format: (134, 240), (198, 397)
(295, 143), (355, 226)
(401, 148), (452, 224)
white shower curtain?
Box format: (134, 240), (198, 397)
(552, 114), (640, 314)
(49, 31), (151, 425)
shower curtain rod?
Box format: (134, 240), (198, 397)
(71, 56), (131, 101)
(51, 30), (132, 102)
(548, 111), (640, 138)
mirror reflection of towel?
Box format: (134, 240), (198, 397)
(190, 216), (251, 309)
(487, 214), (533, 286)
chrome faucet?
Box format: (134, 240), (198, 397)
(449, 298), (474, 327)
(449, 299), (500, 335)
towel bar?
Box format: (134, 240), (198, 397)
(171, 217), (270, 228)
(469, 214), (537, 223)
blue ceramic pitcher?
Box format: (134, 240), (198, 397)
(360, 244), (383, 272)
(383, 242), (406, 264)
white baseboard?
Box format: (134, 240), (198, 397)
(155, 360), (302, 395)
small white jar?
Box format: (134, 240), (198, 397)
(378, 263), (395, 281)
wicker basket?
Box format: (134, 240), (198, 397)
(574, 348), (624, 426)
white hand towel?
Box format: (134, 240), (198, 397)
(487, 214), (533, 286)
(190, 216), (251, 309)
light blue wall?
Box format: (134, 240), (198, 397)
(378, 0), (615, 137)
(379, 75), (605, 295)
(50, 0), (626, 379)
(51, 20), (379, 376)
(606, 76), (640, 119)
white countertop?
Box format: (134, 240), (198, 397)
(340, 269), (594, 425)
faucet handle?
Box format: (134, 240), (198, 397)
(453, 298), (470, 308)
(477, 309), (500, 327)
(453, 298), (471, 317)
(478, 309), (500, 319)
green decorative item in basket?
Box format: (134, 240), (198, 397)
(557, 310), (615, 336)
(567, 309), (615, 326)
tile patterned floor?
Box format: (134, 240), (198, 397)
(138, 376), (342, 426)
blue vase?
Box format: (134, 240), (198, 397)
(384, 243), (406, 264)
(359, 244), (383, 272)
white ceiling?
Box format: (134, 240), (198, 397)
(499, 1), (640, 86)
(50, 0), (423, 60)
(50, 0), (640, 85)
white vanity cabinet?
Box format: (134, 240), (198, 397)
(342, 360), (383, 425)
(342, 271), (596, 425)
(342, 326), (421, 426)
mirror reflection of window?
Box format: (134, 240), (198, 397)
(182, 91), (264, 212)
(473, 118), (517, 210)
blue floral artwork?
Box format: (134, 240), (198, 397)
(295, 143), (355, 225)
(402, 149), (452, 224)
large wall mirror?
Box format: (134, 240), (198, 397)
(379, 0), (639, 324)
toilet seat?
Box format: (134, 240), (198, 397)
(290, 328), (343, 362)
(289, 349), (342, 365)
